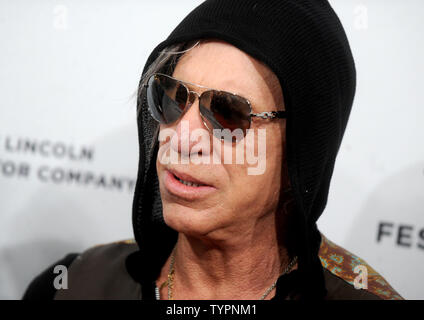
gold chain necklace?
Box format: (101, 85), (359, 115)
(155, 248), (298, 300)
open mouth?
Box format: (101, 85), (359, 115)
(173, 175), (205, 187)
(163, 169), (216, 200)
(170, 169), (210, 187)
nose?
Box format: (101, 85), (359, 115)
(169, 91), (211, 158)
(188, 90), (201, 105)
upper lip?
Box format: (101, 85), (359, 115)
(167, 168), (213, 187)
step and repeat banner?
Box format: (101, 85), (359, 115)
(0, 0), (423, 299)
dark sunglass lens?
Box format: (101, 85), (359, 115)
(146, 75), (164, 123)
(147, 74), (188, 124)
(200, 91), (251, 139)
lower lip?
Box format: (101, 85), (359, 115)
(163, 170), (216, 200)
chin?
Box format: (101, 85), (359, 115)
(162, 203), (224, 238)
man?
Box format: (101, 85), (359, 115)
(23, 0), (402, 300)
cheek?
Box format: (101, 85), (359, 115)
(222, 133), (283, 216)
(223, 166), (282, 221)
(223, 124), (283, 180)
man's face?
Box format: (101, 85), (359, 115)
(156, 40), (288, 243)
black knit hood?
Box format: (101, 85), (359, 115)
(131, 0), (356, 299)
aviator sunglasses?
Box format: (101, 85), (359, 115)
(145, 73), (287, 142)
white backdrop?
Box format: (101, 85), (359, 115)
(0, 0), (423, 299)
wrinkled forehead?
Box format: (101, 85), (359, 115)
(172, 39), (285, 112)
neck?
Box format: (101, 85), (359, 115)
(157, 214), (295, 300)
